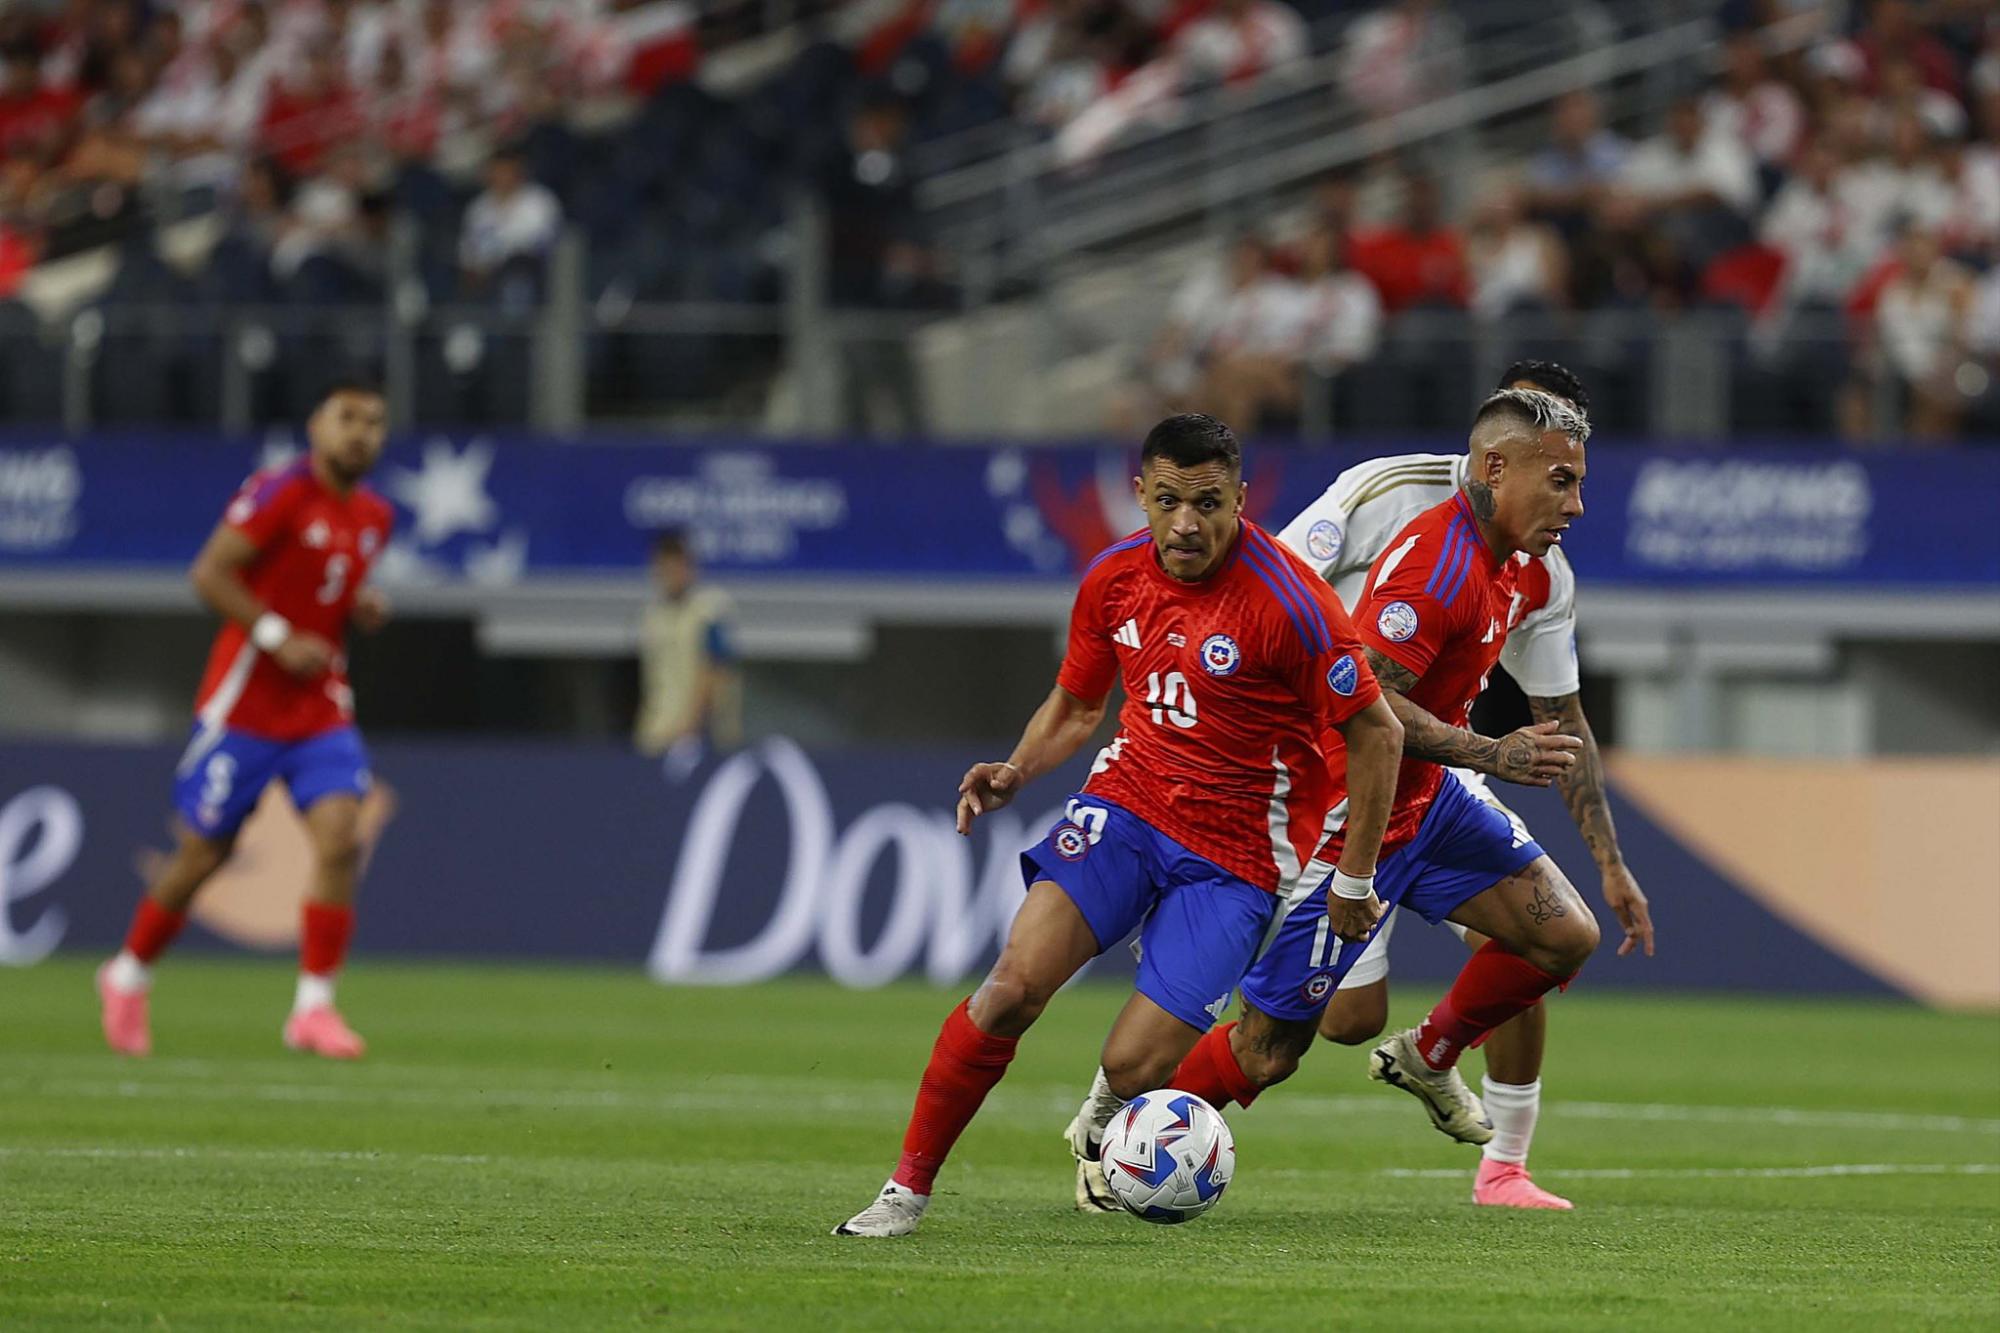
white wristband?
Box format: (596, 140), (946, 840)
(251, 613), (291, 653)
(1329, 869), (1376, 901)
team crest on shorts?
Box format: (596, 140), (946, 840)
(1198, 633), (1241, 676)
(1306, 520), (1342, 563)
(1052, 823), (1090, 861)
(1326, 654), (1359, 696)
(1301, 972), (1335, 1004)
(1377, 600), (1420, 642)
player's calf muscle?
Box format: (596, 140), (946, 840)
(1101, 1046), (1183, 1099)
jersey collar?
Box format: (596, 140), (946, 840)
(1450, 490), (1503, 571)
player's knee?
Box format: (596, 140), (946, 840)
(973, 972), (1053, 1031)
(1232, 1014), (1310, 1089)
(1233, 1041), (1300, 1090)
(177, 830), (235, 879)
(1533, 914), (1599, 976)
(315, 829), (363, 875)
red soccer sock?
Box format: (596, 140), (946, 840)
(892, 999), (1020, 1195)
(123, 898), (187, 964)
(1167, 1021), (1262, 1110)
(1414, 941), (1568, 1071)
(300, 902), (355, 978)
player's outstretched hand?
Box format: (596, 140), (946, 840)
(352, 586), (391, 634)
(1327, 890), (1386, 944)
(1601, 862), (1655, 957)
(955, 761), (1022, 835)
(274, 630), (337, 679)
(1492, 720), (1582, 786)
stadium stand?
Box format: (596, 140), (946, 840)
(0, 0), (1992, 440)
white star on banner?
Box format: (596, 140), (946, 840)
(388, 439), (500, 546)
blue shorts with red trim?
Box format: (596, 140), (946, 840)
(172, 724), (372, 839)
(1022, 795), (1275, 1032)
(1237, 770), (1544, 1021)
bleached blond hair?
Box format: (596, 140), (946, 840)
(1472, 387), (1592, 446)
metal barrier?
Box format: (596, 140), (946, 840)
(8, 289), (1966, 445)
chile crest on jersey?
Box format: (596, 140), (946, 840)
(1197, 633), (1241, 676)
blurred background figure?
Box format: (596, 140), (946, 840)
(635, 530), (741, 777)
(820, 91), (934, 439)
(459, 145), (561, 311)
(1853, 220), (1975, 439)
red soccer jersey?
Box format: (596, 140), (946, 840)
(1058, 520), (1382, 894)
(1333, 491), (1554, 850)
(192, 461), (395, 741)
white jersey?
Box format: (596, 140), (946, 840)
(1274, 451), (1581, 699)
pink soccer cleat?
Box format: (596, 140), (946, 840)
(1473, 1159), (1574, 1210)
(283, 1006), (367, 1060)
(96, 963), (152, 1057)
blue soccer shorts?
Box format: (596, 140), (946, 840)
(1021, 794), (1276, 1031)
(1237, 770), (1545, 1022)
(172, 724), (373, 839)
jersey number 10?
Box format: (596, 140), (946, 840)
(1145, 671), (1197, 730)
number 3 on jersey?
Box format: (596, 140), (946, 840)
(317, 553), (351, 605)
(1145, 670), (1197, 729)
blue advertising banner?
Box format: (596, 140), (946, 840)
(0, 737), (1888, 995)
(0, 433), (1993, 588)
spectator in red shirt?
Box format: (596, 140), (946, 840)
(1345, 171), (1469, 310)
(0, 44), (83, 163)
(259, 39), (363, 177)
(1852, 0), (1962, 100)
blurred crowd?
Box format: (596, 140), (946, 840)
(0, 1), (726, 288)
(2, 0), (1996, 442)
(1130, 0), (2000, 442)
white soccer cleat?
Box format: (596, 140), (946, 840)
(833, 1181), (929, 1237)
(1368, 1028), (1494, 1145)
(1064, 1110), (1122, 1213)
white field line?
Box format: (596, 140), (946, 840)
(2, 1143), (1993, 1185)
(1377, 1163), (2000, 1181)
(0, 1145), (489, 1166)
(2, 1071), (1995, 1138)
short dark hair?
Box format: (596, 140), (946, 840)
(652, 530), (691, 560)
(1497, 359), (1590, 414)
(1141, 413), (1241, 475)
(315, 377), (384, 410)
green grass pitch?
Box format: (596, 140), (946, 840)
(2, 957), (1996, 1330)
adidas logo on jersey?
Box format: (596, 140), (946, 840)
(1113, 619), (1142, 649)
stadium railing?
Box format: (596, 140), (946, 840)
(911, 0), (1774, 296)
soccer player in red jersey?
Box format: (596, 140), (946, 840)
(97, 382), (396, 1060)
(1107, 389), (1604, 1148)
(836, 414), (1406, 1237)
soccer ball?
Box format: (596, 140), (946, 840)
(1098, 1089), (1235, 1224)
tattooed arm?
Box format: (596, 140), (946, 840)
(1363, 648), (1580, 787)
(1527, 691), (1655, 956)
